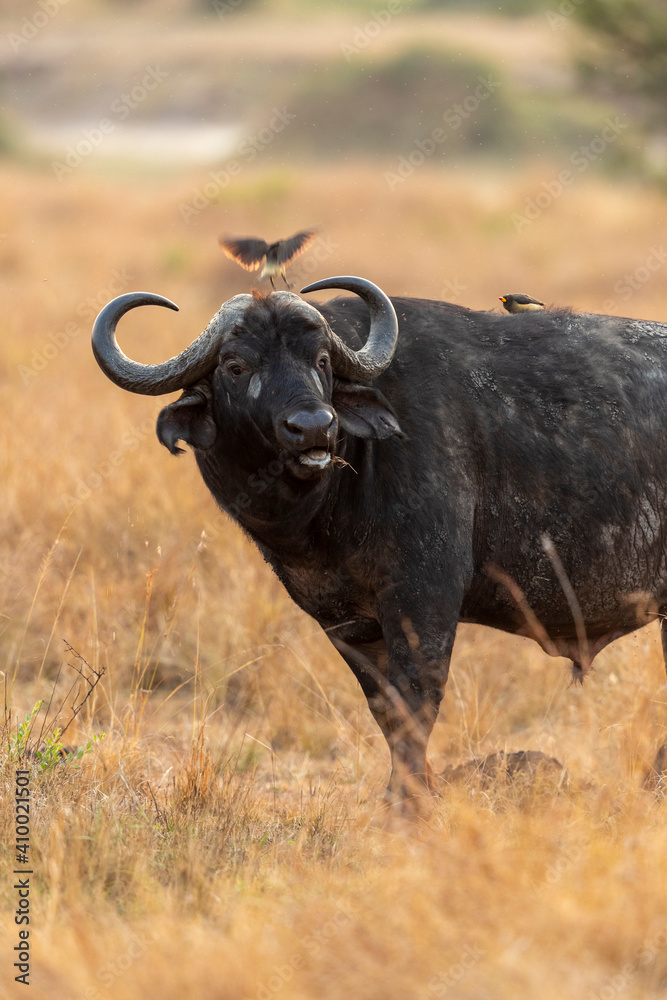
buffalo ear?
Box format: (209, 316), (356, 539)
(156, 387), (217, 455)
(333, 380), (403, 440)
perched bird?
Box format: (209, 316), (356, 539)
(500, 293), (545, 314)
(219, 228), (318, 289)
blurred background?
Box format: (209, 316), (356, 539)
(2, 0), (667, 310)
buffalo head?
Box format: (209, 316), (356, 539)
(92, 277), (402, 482)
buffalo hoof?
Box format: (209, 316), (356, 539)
(381, 761), (437, 819)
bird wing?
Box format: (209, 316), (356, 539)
(276, 228), (318, 265)
(219, 237), (269, 271)
(515, 293), (544, 306)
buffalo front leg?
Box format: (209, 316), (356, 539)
(331, 618), (454, 801)
(378, 608), (455, 800)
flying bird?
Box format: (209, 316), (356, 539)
(219, 228), (318, 289)
(500, 293), (545, 314)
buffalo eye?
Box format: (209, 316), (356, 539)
(224, 360), (247, 379)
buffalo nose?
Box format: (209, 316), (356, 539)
(283, 408), (334, 445)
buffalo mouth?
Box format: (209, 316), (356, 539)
(299, 447), (332, 470)
(283, 446), (334, 479)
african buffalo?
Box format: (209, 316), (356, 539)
(92, 276), (667, 799)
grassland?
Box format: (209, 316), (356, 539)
(1, 157), (667, 999)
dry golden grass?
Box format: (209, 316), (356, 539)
(1, 159), (667, 999)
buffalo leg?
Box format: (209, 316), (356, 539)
(377, 609), (454, 797)
(329, 634), (398, 765)
(331, 618), (454, 799)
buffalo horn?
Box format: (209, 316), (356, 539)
(301, 275), (398, 382)
(92, 291), (253, 395)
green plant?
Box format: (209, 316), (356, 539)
(35, 726), (106, 773)
(8, 700), (41, 761)
(8, 698), (106, 772)
(6, 642), (107, 772)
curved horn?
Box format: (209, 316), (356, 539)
(92, 291), (253, 395)
(300, 276), (398, 382)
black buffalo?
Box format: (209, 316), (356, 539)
(92, 277), (667, 798)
